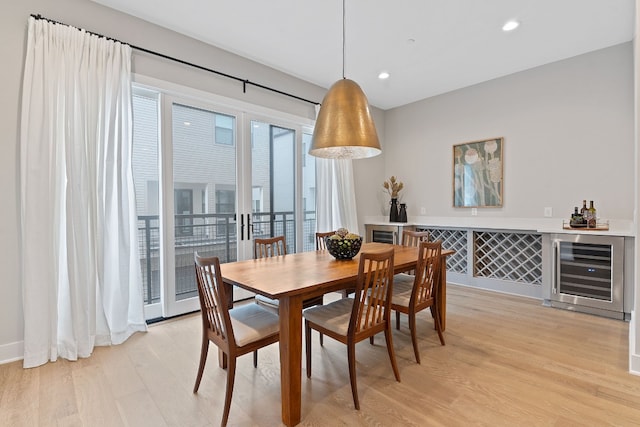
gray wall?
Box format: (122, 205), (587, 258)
(372, 41), (637, 372)
(379, 43), (634, 222)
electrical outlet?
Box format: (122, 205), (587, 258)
(420, 207), (426, 215)
(471, 208), (478, 216)
(544, 207), (553, 217)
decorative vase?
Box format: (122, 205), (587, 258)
(389, 198), (399, 222)
(399, 203), (408, 223)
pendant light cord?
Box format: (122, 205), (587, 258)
(342, 0), (346, 79)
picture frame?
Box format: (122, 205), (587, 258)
(453, 137), (503, 208)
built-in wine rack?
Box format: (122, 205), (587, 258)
(417, 228), (542, 284)
(474, 231), (542, 285)
(417, 227), (468, 274)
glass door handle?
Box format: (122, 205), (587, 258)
(240, 213), (245, 240)
(247, 213), (253, 239)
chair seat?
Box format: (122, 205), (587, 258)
(255, 294), (324, 314)
(254, 294), (280, 314)
(303, 298), (354, 336)
(229, 303), (279, 347)
(391, 273), (415, 307)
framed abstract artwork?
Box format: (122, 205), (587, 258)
(453, 137), (503, 207)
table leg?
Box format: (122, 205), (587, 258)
(439, 256), (447, 331)
(278, 295), (303, 426)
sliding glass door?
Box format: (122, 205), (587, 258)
(132, 85), (315, 319)
(165, 102), (239, 315)
(250, 121), (295, 251)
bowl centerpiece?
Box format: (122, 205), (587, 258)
(325, 228), (363, 260)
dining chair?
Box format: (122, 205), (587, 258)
(400, 229), (429, 276)
(193, 253), (280, 427)
(253, 235), (324, 311)
(253, 236), (325, 343)
(303, 248), (400, 410)
(401, 229), (430, 247)
(391, 240), (445, 364)
(315, 230), (335, 250)
(253, 235), (287, 258)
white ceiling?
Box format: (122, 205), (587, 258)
(92, 0), (635, 110)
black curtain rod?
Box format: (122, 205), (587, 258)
(30, 14), (321, 106)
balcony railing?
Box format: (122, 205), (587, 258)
(137, 211), (316, 305)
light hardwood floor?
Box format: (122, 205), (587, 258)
(2, 284), (640, 426)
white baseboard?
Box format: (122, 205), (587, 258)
(630, 354), (640, 375)
(0, 340), (24, 365)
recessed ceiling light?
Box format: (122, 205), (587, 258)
(184, 121), (191, 126)
(378, 71), (390, 80)
(502, 20), (519, 32)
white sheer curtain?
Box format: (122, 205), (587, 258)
(20, 17), (147, 368)
(316, 158), (359, 233)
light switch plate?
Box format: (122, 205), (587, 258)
(420, 207), (426, 215)
(471, 208), (478, 216)
(544, 207), (553, 217)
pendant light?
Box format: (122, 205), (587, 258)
(309, 0), (381, 159)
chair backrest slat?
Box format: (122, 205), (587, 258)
(351, 249), (394, 334)
(413, 241), (442, 306)
(254, 236), (287, 259)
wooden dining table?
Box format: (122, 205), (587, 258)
(220, 242), (454, 426)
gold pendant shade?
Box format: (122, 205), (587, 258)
(309, 78), (381, 159)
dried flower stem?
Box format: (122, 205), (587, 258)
(383, 176), (404, 198)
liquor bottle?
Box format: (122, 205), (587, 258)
(570, 206), (585, 227)
(570, 207), (579, 224)
(580, 200), (587, 218)
(587, 201), (597, 228)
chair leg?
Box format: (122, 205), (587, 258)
(305, 320), (312, 378)
(316, 302), (324, 346)
(253, 350), (258, 368)
(193, 336), (209, 393)
(369, 335), (374, 345)
(409, 312), (420, 364)
(395, 310), (401, 330)
(433, 305), (446, 346)
(347, 342), (359, 410)
(221, 356), (236, 427)
(384, 324), (401, 382)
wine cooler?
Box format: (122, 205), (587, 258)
(548, 233), (625, 319)
(365, 224), (415, 244)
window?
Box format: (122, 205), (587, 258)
(215, 113), (234, 145)
(174, 188), (193, 237)
(215, 188), (235, 213)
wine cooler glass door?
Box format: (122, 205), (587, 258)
(552, 234), (624, 315)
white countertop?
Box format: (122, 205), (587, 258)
(363, 216), (635, 237)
